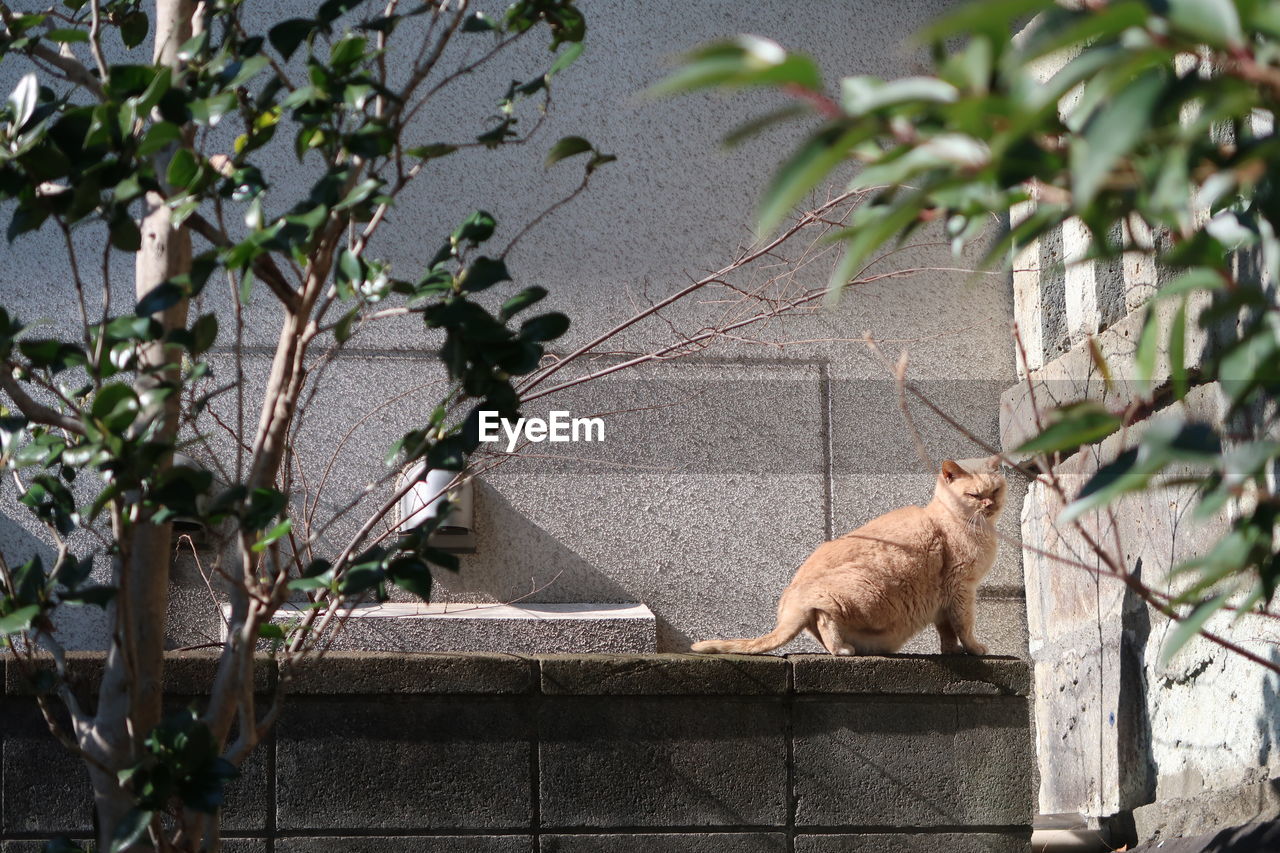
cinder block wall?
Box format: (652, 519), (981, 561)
(0, 652), (1035, 851)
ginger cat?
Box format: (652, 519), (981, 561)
(692, 457), (1006, 656)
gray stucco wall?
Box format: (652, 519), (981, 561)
(0, 1), (1022, 655)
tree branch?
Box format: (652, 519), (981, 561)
(186, 212), (302, 313)
(0, 368), (85, 435)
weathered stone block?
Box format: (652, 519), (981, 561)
(538, 697), (786, 827)
(538, 653), (788, 695)
(540, 834), (787, 852)
(796, 832), (1030, 852)
(275, 697), (532, 830)
(1000, 292), (1215, 456)
(789, 654), (1029, 696)
(276, 837), (532, 852)
(793, 697), (1033, 827)
(284, 651), (534, 694)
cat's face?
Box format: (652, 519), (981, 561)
(938, 457), (1006, 520)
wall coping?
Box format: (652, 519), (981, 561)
(3, 651), (1029, 698)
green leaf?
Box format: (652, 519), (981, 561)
(545, 135), (593, 167)
(269, 17), (314, 61)
(330, 35), (368, 71)
(139, 120), (182, 156)
(1134, 305), (1161, 395)
(453, 210), (496, 245)
(461, 257), (509, 292)
(91, 383), (139, 433)
(108, 209), (142, 252)
(1160, 592), (1232, 665)
(759, 123), (866, 236)
(839, 75), (958, 115)
(8, 73), (38, 130)
(499, 286), (548, 320)
(648, 36), (822, 97)
(119, 10), (148, 48)
(189, 92), (237, 127)
(387, 555), (432, 600)
(109, 809), (153, 853)
(340, 565), (385, 595)
(1015, 402), (1122, 455)
(190, 313), (218, 354)
(251, 518), (292, 553)
(914, 0), (1051, 43)
(549, 42), (584, 76)
(136, 282), (185, 316)
(335, 177), (383, 210)
(0, 604), (39, 635)
(258, 623), (287, 640)
(519, 312), (569, 342)
(1059, 447), (1146, 524)
(1069, 69), (1164, 206)
(406, 144), (457, 160)
(1165, 0), (1243, 48)
(45, 28), (88, 43)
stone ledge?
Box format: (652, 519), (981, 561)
(539, 653), (789, 695)
(4, 651), (1032, 697)
(284, 651), (534, 695)
(790, 653), (1031, 696)
(3, 651), (275, 696)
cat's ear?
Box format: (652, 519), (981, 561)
(986, 454), (1002, 471)
(940, 460), (965, 482)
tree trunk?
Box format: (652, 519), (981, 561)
(91, 1), (195, 849)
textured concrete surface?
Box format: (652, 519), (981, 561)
(284, 650), (534, 694)
(790, 653), (1029, 696)
(795, 833), (1030, 852)
(541, 835), (787, 852)
(276, 696), (533, 830)
(261, 603), (657, 654)
(1132, 782), (1280, 845)
(539, 652), (788, 695)
(2, 651), (1033, 847)
(539, 697), (788, 827)
(1129, 820), (1280, 852)
(1014, 387), (1280, 820)
(276, 838), (531, 853)
(793, 697), (1034, 827)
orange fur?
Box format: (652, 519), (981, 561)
(692, 457), (1006, 656)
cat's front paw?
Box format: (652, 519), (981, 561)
(962, 640), (989, 656)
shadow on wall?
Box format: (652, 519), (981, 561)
(1256, 646), (1280, 768)
(428, 479), (692, 648)
(1119, 557), (1158, 809)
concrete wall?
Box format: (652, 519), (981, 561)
(1002, 24), (1280, 843)
(0, 651), (1034, 851)
(0, 0), (1025, 656)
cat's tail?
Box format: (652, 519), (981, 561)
(690, 607), (809, 655)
